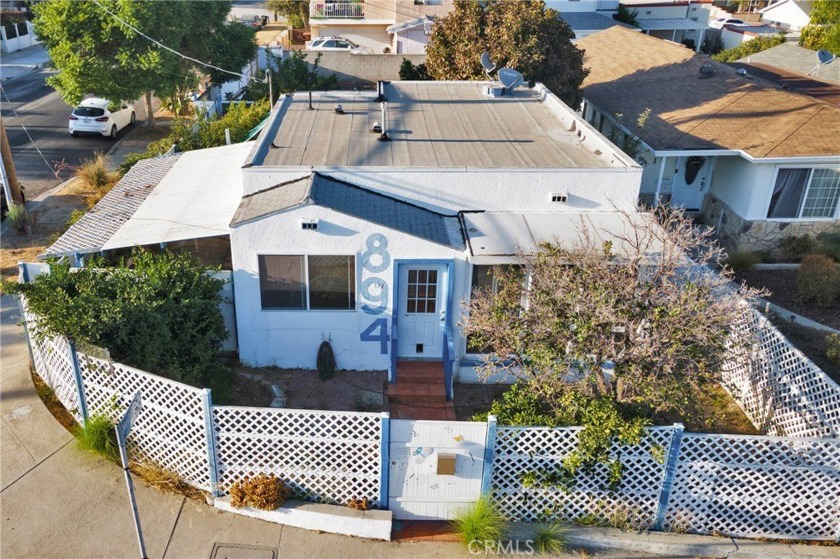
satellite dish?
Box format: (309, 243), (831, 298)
(808, 49), (836, 76)
(480, 50), (498, 77)
(817, 49), (836, 65)
(498, 67), (524, 93)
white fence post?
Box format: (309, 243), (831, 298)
(68, 341), (89, 422)
(202, 388), (220, 498)
(652, 423), (684, 531)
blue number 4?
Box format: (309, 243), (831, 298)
(360, 318), (390, 355)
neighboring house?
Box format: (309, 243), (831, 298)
(309, 0), (453, 53)
(732, 41), (840, 94)
(578, 26), (840, 251)
(759, 0), (813, 31)
(47, 80), (642, 394)
(386, 15), (433, 54)
(558, 11), (637, 41)
(0, 19), (39, 54)
(620, 0), (712, 51)
(719, 22), (780, 50)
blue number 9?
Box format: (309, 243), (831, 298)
(360, 277), (388, 315)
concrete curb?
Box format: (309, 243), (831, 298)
(509, 525), (839, 559)
(757, 298), (840, 335)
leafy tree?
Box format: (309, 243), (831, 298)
(800, 0), (840, 54)
(9, 250), (228, 387)
(119, 100), (270, 173)
(462, 208), (765, 420)
(712, 34), (786, 62)
(424, 0), (587, 108)
(399, 58), (431, 80)
(613, 5), (639, 27)
(247, 50), (338, 104)
(33, 0), (257, 126)
(266, 0), (308, 29)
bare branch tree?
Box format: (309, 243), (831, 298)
(461, 207), (766, 418)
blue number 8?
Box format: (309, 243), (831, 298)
(361, 233), (390, 273)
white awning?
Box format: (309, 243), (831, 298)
(637, 19), (709, 31)
(103, 142), (252, 251)
(463, 212), (665, 262)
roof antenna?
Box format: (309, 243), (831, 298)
(308, 90), (314, 110)
(375, 80), (388, 102)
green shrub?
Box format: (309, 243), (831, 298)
(8, 249), (228, 387)
(399, 58), (431, 80)
(75, 414), (119, 462)
(712, 34), (785, 62)
(779, 234), (817, 262)
(816, 227), (840, 262)
(725, 249), (758, 272)
(533, 522), (567, 554)
(229, 473), (291, 510)
(826, 334), (840, 369)
(796, 255), (840, 308)
(5, 202), (31, 232)
(453, 496), (507, 548)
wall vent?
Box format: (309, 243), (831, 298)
(551, 193), (568, 203)
(301, 220), (318, 230)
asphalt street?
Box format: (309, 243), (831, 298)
(1, 49), (156, 199)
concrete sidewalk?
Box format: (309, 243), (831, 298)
(1, 293), (836, 558)
(0, 44), (50, 81)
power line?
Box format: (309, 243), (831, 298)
(91, 0), (262, 83)
(0, 84), (59, 178)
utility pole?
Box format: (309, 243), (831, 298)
(267, 67), (273, 107)
(0, 117), (24, 204)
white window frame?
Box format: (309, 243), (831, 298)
(765, 165), (840, 221)
(258, 254), (357, 312)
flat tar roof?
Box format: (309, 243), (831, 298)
(252, 81), (632, 169)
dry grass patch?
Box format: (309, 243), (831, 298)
(71, 153), (120, 207)
(132, 461), (207, 501)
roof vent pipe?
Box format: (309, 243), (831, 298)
(375, 80), (388, 102)
(377, 101), (390, 142)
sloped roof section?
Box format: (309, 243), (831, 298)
(737, 42), (839, 86)
(45, 155), (181, 257)
(559, 11), (635, 33)
(231, 173), (465, 250)
(577, 27), (840, 158)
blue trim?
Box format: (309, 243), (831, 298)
(68, 342), (89, 422)
(379, 412), (390, 507)
(202, 389), (221, 498)
(480, 415), (498, 494)
(653, 423), (685, 531)
(391, 259), (456, 388)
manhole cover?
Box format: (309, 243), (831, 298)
(210, 543), (276, 559)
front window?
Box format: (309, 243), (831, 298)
(259, 255), (355, 310)
(767, 167), (840, 219)
(466, 264), (522, 353)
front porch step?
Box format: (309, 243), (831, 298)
(389, 360), (450, 420)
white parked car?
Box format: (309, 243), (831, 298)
(308, 36), (370, 53)
(69, 98), (136, 139)
(710, 17), (746, 29)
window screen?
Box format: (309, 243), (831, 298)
(801, 168), (840, 218)
(259, 255), (305, 309)
(308, 255), (355, 310)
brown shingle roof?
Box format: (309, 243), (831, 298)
(577, 27), (840, 158)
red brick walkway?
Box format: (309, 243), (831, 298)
(391, 520), (461, 542)
(388, 360), (455, 420)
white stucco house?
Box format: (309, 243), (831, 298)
(578, 27), (840, 252)
(620, 0), (712, 51)
(46, 80), (643, 406)
(759, 0), (813, 31)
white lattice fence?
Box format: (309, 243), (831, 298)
(663, 433), (840, 540)
(213, 406), (382, 505)
(723, 308), (840, 439)
(22, 303), (82, 422)
(77, 354), (212, 490)
(492, 426), (673, 528)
